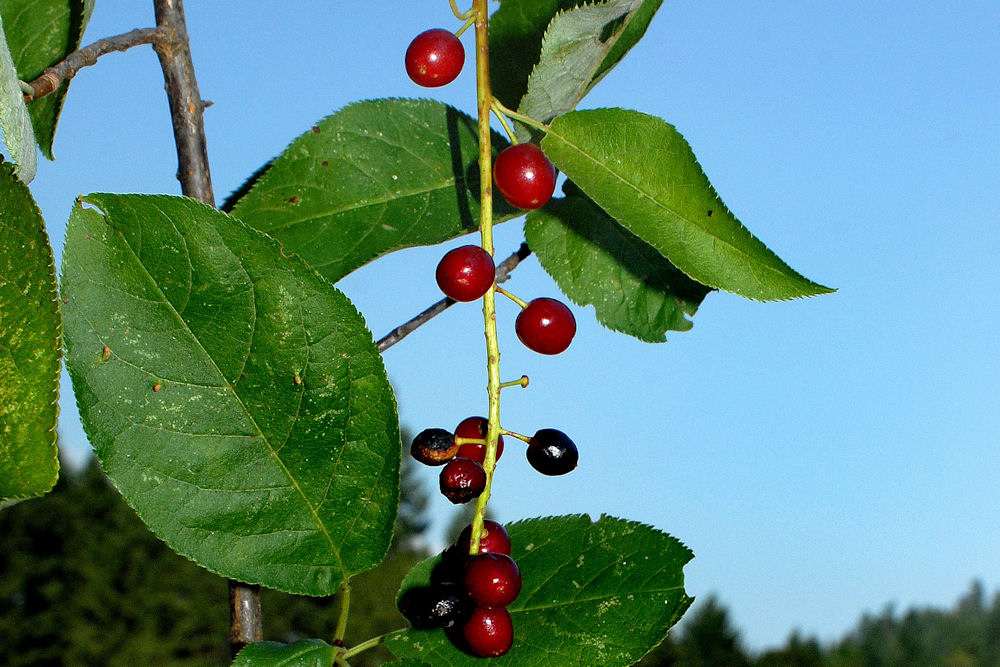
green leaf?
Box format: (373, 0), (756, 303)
(0, 159), (60, 501)
(0, 15), (36, 182)
(489, 0), (580, 113)
(61, 194), (400, 595)
(387, 515), (693, 665)
(517, 0), (659, 138)
(490, 0), (661, 122)
(233, 639), (337, 666)
(542, 109), (835, 301)
(526, 188), (711, 342)
(0, 0), (92, 160)
(228, 99), (517, 284)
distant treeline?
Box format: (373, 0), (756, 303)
(2, 457), (998, 666)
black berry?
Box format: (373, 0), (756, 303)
(410, 428), (459, 466)
(527, 428), (578, 476)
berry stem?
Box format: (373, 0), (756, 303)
(495, 285), (529, 309)
(490, 98), (519, 144)
(490, 96), (551, 135)
(470, 0), (501, 556)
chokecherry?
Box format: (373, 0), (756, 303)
(464, 553), (522, 608)
(457, 519), (511, 556)
(405, 29), (465, 88)
(439, 457), (487, 504)
(435, 245), (496, 302)
(527, 428), (579, 476)
(493, 143), (557, 210)
(462, 606), (514, 658)
(410, 428), (459, 466)
(399, 582), (472, 629)
(455, 416), (505, 463)
(515, 297), (576, 355)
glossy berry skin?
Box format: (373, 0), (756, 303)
(405, 29), (465, 87)
(410, 428), (459, 466)
(462, 606), (514, 658)
(493, 143), (557, 210)
(515, 297), (576, 355)
(454, 416), (504, 463)
(399, 582), (472, 629)
(464, 553), (522, 608)
(527, 428), (579, 476)
(457, 519), (511, 556)
(439, 457), (487, 504)
(435, 245), (496, 302)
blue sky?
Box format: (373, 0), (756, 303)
(10, 0), (999, 652)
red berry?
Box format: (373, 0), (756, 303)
(457, 519), (511, 556)
(527, 428), (578, 476)
(435, 245), (496, 302)
(439, 458), (487, 504)
(410, 428), (459, 466)
(493, 144), (557, 210)
(405, 29), (465, 87)
(462, 606), (514, 658)
(464, 553), (522, 608)
(454, 416), (504, 463)
(515, 297), (576, 355)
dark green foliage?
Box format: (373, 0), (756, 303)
(0, 458), (230, 665)
(0, 451), (432, 666)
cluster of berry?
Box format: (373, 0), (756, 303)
(401, 519), (518, 656)
(403, 22), (579, 658)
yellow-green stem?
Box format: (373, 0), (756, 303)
(334, 581), (351, 645)
(470, 0), (500, 556)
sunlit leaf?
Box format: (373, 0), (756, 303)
(0, 160), (60, 501)
(229, 99), (517, 284)
(543, 109), (834, 301)
(61, 194), (399, 595)
(387, 515), (692, 665)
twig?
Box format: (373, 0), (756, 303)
(153, 0), (214, 203)
(377, 242), (532, 354)
(23, 28), (163, 102)
(150, 0), (252, 654)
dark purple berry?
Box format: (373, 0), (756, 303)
(439, 457), (487, 504)
(527, 428), (578, 476)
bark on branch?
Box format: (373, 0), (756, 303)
(23, 28), (162, 102)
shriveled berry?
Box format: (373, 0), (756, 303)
(464, 553), (522, 608)
(457, 519), (511, 556)
(405, 29), (465, 88)
(515, 297), (576, 355)
(439, 457), (487, 504)
(493, 143), (557, 210)
(454, 416), (504, 463)
(435, 245), (496, 302)
(527, 428), (578, 476)
(410, 428), (459, 466)
(463, 606), (514, 658)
